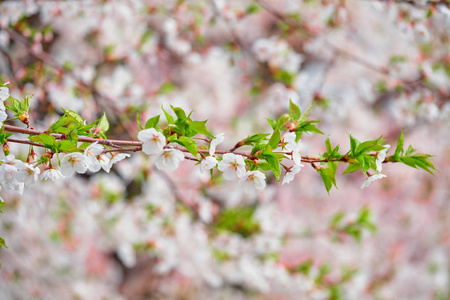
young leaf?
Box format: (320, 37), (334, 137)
(394, 128), (404, 158)
(342, 163), (361, 174)
(30, 134), (56, 148)
(176, 136), (198, 157)
(145, 114), (160, 129)
(136, 113), (143, 130)
(262, 151), (281, 182)
(318, 168), (337, 194)
(289, 99), (301, 120)
(161, 106), (174, 124)
(190, 120), (213, 137)
(98, 112), (110, 133)
(58, 140), (79, 152)
(267, 130), (280, 150)
(171, 106), (187, 121)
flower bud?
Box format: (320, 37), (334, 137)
(19, 112), (30, 125)
(3, 143), (10, 156)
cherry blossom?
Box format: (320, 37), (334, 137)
(108, 153), (130, 169)
(0, 86), (9, 101)
(155, 149), (185, 171)
(376, 145), (390, 172)
(217, 153), (246, 180)
(240, 171), (266, 193)
(0, 155), (26, 193)
(284, 133), (304, 166)
(200, 156), (218, 173)
(282, 165), (303, 185)
(209, 133), (224, 156)
(137, 128), (166, 155)
(361, 173), (387, 189)
(16, 163), (40, 185)
(84, 142), (104, 172)
(60, 152), (88, 177)
(41, 168), (65, 181)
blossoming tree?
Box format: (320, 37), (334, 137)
(0, 0), (448, 299)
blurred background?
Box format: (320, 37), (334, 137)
(0, 0), (449, 299)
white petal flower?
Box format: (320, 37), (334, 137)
(283, 132), (297, 150)
(0, 155), (26, 193)
(84, 142), (104, 172)
(240, 170), (266, 193)
(117, 242), (137, 268)
(361, 173), (387, 189)
(200, 156), (218, 173)
(99, 154), (111, 173)
(0, 109), (7, 125)
(108, 153), (130, 170)
(376, 144), (390, 172)
(217, 153), (246, 180)
(41, 168), (65, 181)
(61, 152), (87, 177)
(209, 133), (224, 156)
(282, 165), (303, 185)
(16, 163), (40, 185)
(284, 133), (304, 166)
(138, 128), (166, 155)
(155, 149), (185, 171)
(0, 86), (9, 101)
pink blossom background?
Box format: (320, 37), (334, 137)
(0, 0), (449, 299)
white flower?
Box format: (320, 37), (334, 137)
(0, 155), (25, 193)
(84, 142), (104, 172)
(240, 170), (266, 193)
(61, 152), (87, 177)
(16, 163), (40, 185)
(108, 153), (130, 169)
(155, 149), (185, 170)
(217, 153), (246, 180)
(138, 128), (166, 155)
(0, 86), (9, 101)
(200, 156), (218, 173)
(117, 242), (137, 268)
(0, 109), (7, 125)
(361, 173), (387, 189)
(282, 165), (303, 185)
(414, 23), (430, 43)
(284, 133), (304, 166)
(376, 144), (390, 172)
(252, 37), (276, 62)
(41, 168), (65, 181)
(99, 154), (111, 173)
(209, 133), (224, 156)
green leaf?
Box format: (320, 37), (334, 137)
(136, 113), (143, 130)
(244, 133), (270, 145)
(98, 112), (109, 134)
(267, 130), (280, 150)
(355, 135), (385, 155)
(318, 167), (337, 194)
(349, 135), (360, 156)
(158, 81), (176, 94)
(289, 99), (301, 120)
(58, 140), (79, 152)
(176, 136), (198, 157)
(262, 151), (281, 182)
(145, 114), (160, 129)
(161, 106), (174, 124)
(171, 106), (187, 121)
(394, 127), (404, 158)
(342, 163), (361, 174)
(30, 134), (56, 148)
(299, 103), (312, 122)
(266, 118), (276, 130)
(275, 114), (290, 131)
(214, 205), (260, 238)
(245, 3), (261, 14)
(62, 108), (84, 124)
(190, 120), (213, 137)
